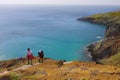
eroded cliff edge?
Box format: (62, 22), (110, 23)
(78, 11), (120, 66)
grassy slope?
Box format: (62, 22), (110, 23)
(0, 58), (120, 80)
(91, 11), (120, 24)
(92, 11), (120, 18)
(101, 51), (120, 66)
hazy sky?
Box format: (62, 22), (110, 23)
(0, 0), (120, 5)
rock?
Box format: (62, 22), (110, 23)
(35, 70), (47, 76)
(57, 60), (66, 67)
(78, 11), (120, 65)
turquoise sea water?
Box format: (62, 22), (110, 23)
(0, 5), (120, 61)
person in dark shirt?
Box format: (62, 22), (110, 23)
(38, 50), (44, 63)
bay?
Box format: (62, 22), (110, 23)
(0, 5), (120, 61)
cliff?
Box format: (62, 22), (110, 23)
(78, 11), (120, 66)
(0, 58), (120, 80)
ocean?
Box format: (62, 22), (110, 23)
(0, 5), (120, 61)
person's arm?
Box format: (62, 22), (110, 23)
(38, 52), (39, 57)
(43, 52), (44, 57)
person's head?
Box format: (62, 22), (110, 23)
(39, 50), (43, 53)
(27, 48), (30, 51)
(39, 50), (42, 52)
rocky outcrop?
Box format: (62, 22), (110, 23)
(78, 11), (120, 65)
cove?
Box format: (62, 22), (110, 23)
(0, 5), (120, 61)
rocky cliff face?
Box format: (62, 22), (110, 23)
(78, 11), (120, 65)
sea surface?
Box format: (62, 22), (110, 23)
(0, 5), (120, 61)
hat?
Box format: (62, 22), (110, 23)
(39, 50), (42, 52)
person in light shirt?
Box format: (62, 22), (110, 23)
(26, 48), (34, 65)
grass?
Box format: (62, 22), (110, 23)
(81, 77), (89, 80)
(107, 11), (120, 17)
(10, 72), (20, 80)
(101, 51), (120, 67)
(92, 11), (120, 18)
(1, 59), (120, 80)
(91, 10), (120, 25)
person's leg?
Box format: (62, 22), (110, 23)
(41, 58), (43, 63)
(30, 59), (33, 65)
(38, 57), (40, 63)
(39, 58), (41, 63)
(28, 58), (30, 65)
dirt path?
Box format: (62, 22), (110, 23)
(0, 63), (40, 76)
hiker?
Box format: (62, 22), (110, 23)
(38, 50), (44, 63)
(26, 48), (34, 65)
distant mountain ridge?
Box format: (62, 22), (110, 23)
(78, 11), (120, 66)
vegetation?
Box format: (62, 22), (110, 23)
(91, 11), (120, 24)
(92, 11), (120, 18)
(101, 51), (120, 67)
(10, 72), (20, 80)
(0, 58), (120, 80)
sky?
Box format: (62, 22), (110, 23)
(0, 0), (120, 5)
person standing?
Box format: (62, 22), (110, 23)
(38, 50), (44, 63)
(26, 48), (34, 65)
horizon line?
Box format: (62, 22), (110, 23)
(0, 4), (120, 6)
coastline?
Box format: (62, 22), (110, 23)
(78, 10), (120, 66)
(85, 40), (103, 63)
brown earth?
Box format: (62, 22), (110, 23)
(0, 58), (120, 80)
